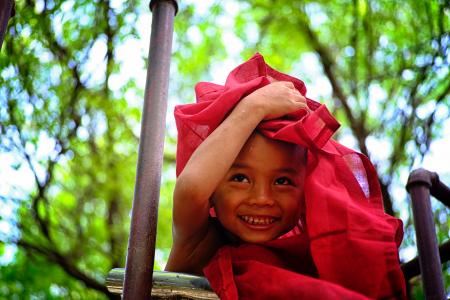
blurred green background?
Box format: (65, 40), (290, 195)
(0, 0), (449, 299)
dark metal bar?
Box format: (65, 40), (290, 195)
(406, 168), (446, 300)
(429, 172), (450, 208)
(402, 240), (450, 281)
(0, 0), (14, 49)
(123, 1), (177, 299)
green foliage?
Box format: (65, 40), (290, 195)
(0, 251), (106, 299)
(0, 0), (449, 299)
(1, 0), (142, 298)
(154, 176), (175, 270)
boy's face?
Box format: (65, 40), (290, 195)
(211, 133), (306, 243)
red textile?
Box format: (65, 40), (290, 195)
(174, 53), (407, 299)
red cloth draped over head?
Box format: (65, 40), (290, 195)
(174, 53), (407, 299)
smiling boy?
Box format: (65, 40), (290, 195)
(165, 81), (308, 274)
(166, 54), (407, 299)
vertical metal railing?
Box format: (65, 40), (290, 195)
(123, 1), (177, 299)
(0, 0), (14, 49)
(406, 168), (449, 300)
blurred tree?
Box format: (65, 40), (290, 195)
(0, 0), (448, 299)
(0, 0), (159, 298)
(173, 1), (450, 297)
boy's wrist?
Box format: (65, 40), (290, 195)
(238, 94), (267, 120)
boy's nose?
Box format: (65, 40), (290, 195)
(248, 184), (275, 206)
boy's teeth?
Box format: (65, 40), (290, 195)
(240, 215), (276, 225)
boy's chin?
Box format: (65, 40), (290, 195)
(223, 230), (276, 245)
(237, 232), (281, 244)
(237, 224), (300, 244)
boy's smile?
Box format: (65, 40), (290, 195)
(211, 132), (306, 243)
(238, 215), (278, 226)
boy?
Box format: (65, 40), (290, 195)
(166, 53), (407, 299)
(166, 81), (309, 274)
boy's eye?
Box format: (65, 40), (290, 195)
(231, 174), (249, 183)
(274, 177), (293, 185)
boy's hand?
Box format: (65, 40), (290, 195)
(242, 81), (309, 120)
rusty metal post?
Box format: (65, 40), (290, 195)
(123, 1), (177, 299)
(0, 0), (14, 49)
(406, 168), (446, 300)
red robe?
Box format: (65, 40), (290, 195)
(174, 53), (407, 299)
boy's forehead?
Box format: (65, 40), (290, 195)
(237, 132), (306, 166)
(244, 132), (303, 151)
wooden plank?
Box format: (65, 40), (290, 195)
(107, 268), (219, 299)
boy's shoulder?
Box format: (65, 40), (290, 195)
(166, 218), (227, 275)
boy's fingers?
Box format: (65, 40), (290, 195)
(291, 91), (305, 102)
(279, 81), (295, 89)
(286, 87), (300, 97)
(293, 96), (310, 110)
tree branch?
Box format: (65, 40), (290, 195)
(350, 0), (359, 100)
(417, 78), (450, 160)
(17, 239), (109, 294)
(387, 41), (443, 180)
(296, 10), (370, 157)
(360, 0), (374, 125)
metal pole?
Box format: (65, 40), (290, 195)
(123, 1), (177, 299)
(406, 169), (446, 300)
(402, 240), (450, 282)
(429, 172), (450, 208)
(0, 0), (14, 49)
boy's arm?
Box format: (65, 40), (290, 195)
(167, 82), (308, 272)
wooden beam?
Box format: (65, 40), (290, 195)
(107, 268), (218, 299)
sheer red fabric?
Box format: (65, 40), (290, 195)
(174, 53), (407, 299)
